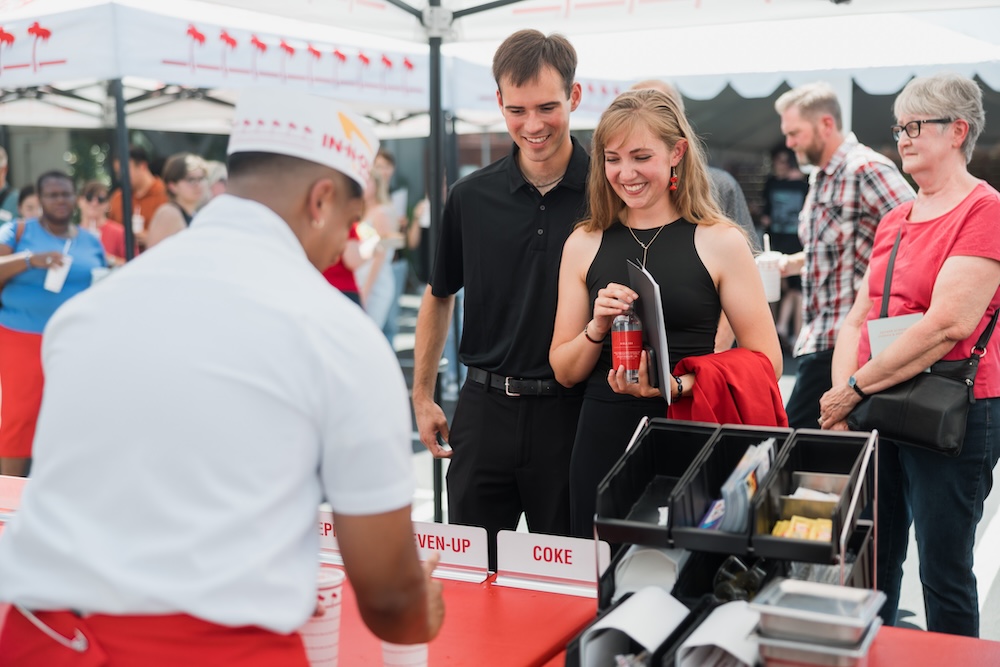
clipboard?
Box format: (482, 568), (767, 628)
(627, 259), (672, 405)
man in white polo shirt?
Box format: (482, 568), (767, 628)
(0, 90), (443, 666)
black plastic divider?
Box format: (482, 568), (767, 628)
(670, 426), (794, 555)
(751, 429), (873, 563)
(595, 419), (720, 548)
(565, 593), (720, 667)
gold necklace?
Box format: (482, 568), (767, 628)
(625, 221), (667, 268)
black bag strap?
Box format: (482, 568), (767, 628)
(880, 225), (998, 357)
(880, 228), (903, 319)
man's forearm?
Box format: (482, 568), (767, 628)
(412, 285), (455, 403)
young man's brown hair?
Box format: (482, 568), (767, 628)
(491, 29), (577, 98)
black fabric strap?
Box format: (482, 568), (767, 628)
(879, 225), (998, 356)
(880, 229), (903, 319)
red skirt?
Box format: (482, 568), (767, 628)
(0, 325), (43, 458)
(0, 607), (310, 667)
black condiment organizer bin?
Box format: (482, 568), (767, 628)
(669, 425), (794, 555)
(594, 419), (721, 549)
(565, 593), (720, 667)
(751, 428), (876, 571)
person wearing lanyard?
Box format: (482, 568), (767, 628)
(0, 90), (443, 665)
(0, 171), (106, 477)
(412, 29), (588, 570)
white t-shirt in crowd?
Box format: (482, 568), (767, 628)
(0, 194), (414, 633)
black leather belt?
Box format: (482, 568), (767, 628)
(467, 367), (562, 397)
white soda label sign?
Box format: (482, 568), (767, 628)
(495, 531), (611, 597)
(412, 521), (488, 581)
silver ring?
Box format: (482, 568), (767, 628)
(817, 417), (824, 425)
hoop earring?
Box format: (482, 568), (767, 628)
(669, 166), (679, 192)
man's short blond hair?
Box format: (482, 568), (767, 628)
(774, 82), (842, 130)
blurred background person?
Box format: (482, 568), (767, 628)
(354, 170), (401, 333)
(206, 160), (228, 200)
(15, 186), (40, 223)
(78, 180), (128, 267)
(145, 152), (209, 249)
(0, 171), (107, 477)
(760, 144), (809, 349)
(819, 73), (1000, 639)
(0, 147), (18, 224)
(374, 149), (410, 345)
(322, 222), (364, 306)
(108, 145), (168, 251)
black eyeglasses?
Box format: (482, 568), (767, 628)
(891, 118), (952, 142)
(87, 194), (108, 204)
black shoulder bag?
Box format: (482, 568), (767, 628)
(846, 229), (999, 457)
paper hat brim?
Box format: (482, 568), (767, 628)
(228, 88), (379, 191)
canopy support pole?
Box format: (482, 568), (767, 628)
(111, 79), (136, 262)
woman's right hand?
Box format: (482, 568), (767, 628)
(29, 252), (65, 269)
(592, 282), (637, 338)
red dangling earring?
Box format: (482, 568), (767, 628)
(669, 166), (679, 192)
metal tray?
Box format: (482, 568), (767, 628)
(758, 617), (882, 667)
(751, 578), (885, 645)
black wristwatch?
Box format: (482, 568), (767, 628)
(848, 375), (867, 399)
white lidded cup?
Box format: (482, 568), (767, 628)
(43, 256), (73, 293)
(300, 567), (346, 667)
(756, 234), (782, 303)
(381, 641), (428, 667)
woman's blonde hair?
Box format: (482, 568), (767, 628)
(580, 89), (732, 233)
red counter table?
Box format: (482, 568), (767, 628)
(334, 569), (596, 667)
(536, 626), (1000, 667)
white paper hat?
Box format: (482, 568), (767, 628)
(228, 88), (379, 191)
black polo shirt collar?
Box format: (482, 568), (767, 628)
(504, 137), (590, 196)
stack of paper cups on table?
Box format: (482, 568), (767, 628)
(756, 234), (783, 303)
(300, 568), (346, 667)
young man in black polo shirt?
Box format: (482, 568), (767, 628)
(412, 29), (588, 569)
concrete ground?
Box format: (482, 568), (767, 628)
(392, 293), (1000, 640)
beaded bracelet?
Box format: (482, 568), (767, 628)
(583, 322), (604, 344)
(673, 374), (684, 399)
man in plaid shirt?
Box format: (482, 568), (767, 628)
(774, 83), (914, 429)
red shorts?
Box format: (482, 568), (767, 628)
(0, 325), (43, 458)
(0, 606), (310, 667)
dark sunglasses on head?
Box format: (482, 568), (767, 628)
(87, 194), (109, 204)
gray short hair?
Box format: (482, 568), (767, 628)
(894, 73), (984, 163)
(775, 82), (843, 131)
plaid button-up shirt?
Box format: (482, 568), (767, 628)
(795, 134), (915, 356)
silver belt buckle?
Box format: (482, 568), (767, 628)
(504, 377), (520, 397)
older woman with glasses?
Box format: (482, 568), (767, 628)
(146, 152), (209, 249)
(0, 171), (107, 476)
(78, 180), (128, 266)
(818, 73), (1000, 637)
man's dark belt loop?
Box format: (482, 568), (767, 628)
(467, 367), (563, 397)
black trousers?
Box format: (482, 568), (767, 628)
(569, 395), (666, 539)
(783, 348), (835, 429)
(447, 380), (582, 570)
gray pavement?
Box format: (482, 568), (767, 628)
(394, 292), (1000, 639)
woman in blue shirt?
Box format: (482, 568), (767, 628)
(0, 171), (106, 476)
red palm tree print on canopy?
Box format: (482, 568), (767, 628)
(186, 24), (206, 72)
(307, 44), (321, 84)
(250, 35), (267, 79)
(332, 48), (347, 83)
(220, 30), (237, 75)
(358, 52), (369, 87)
(279, 39), (295, 81)
(27, 21), (51, 73)
(0, 27), (14, 76)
